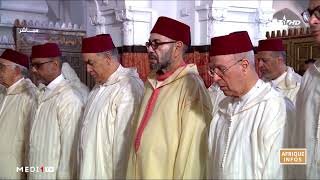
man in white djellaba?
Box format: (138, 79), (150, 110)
(293, 0), (320, 178)
(207, 31), (294, 179)
(0, 49), (37, 179)
(78, 34), (143, 179)
(27, 42), (84, 179)
(256, 38), (301, 104)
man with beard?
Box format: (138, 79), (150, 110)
(28, 43), (84, 179)
(293, 0), (320, 178)
(78, 34), (143, 179)
(0, 49), (37, 179)
(257, 38), (301, 103)
(126, 16), (212, 179)
(207, 31), (294, 179)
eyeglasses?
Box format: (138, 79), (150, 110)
(145, 40), (177, 50)
(301, 6), (320, 23)
(30, 60), (54, 69)
(208, 59), (243, 77)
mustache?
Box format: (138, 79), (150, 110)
(150, 63), (162, 71)
(148, 53), (160, 71)
(148, 53), (158, 60)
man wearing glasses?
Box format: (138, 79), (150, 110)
(294, 0), (320, 178)
(256, 38), (301, 104)
(207, 31), (294, 179)
(127, 16), (212, 179)
(28, 43), (84, 179)
(0, 49), (37, 179)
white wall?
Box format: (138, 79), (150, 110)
(63, 0), (85, 25)
(0, 0), (48, 24)
(273, 0), (307, 17)
(89, 0), (273, 46)
(151, 0), (177, 20)
(176, 0), (196, 45)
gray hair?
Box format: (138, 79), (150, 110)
(182, 44), (189, 59)
(14, 64), (29, 78)
(271, 51), (287, 64)
(97, 48), (119, 62)
(233, 50), (255, 67)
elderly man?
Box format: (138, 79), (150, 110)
(257, 38), (301, 103)
(207, 31), (294, 179)
(28, 43), (84, 179)
(127, 16), (212, 179)
(0, 49), (37, 179)
(78, 34), (143, 179)
(294, 0), (320, 178)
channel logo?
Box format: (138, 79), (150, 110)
(279, 148), (307, 165)
(16, 166), (54, 173)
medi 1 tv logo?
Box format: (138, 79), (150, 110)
(16, 166), (54, 173)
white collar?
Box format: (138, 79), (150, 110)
(238, 79), (263, 102)
(102, 64), (123, 85)
(228, 79), (263, 115)
(46, 74), (64, 91)
(7, 78), (24, 94)
(272, 70), (287, 86)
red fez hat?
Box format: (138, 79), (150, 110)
(0, 49), (29, 68)
(257, 38), (285, 52)
(210, 31), (253, 56)
(151, 16), (191, 46)
(31, 43), (61, 59)
(82, 34), (115, 53)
